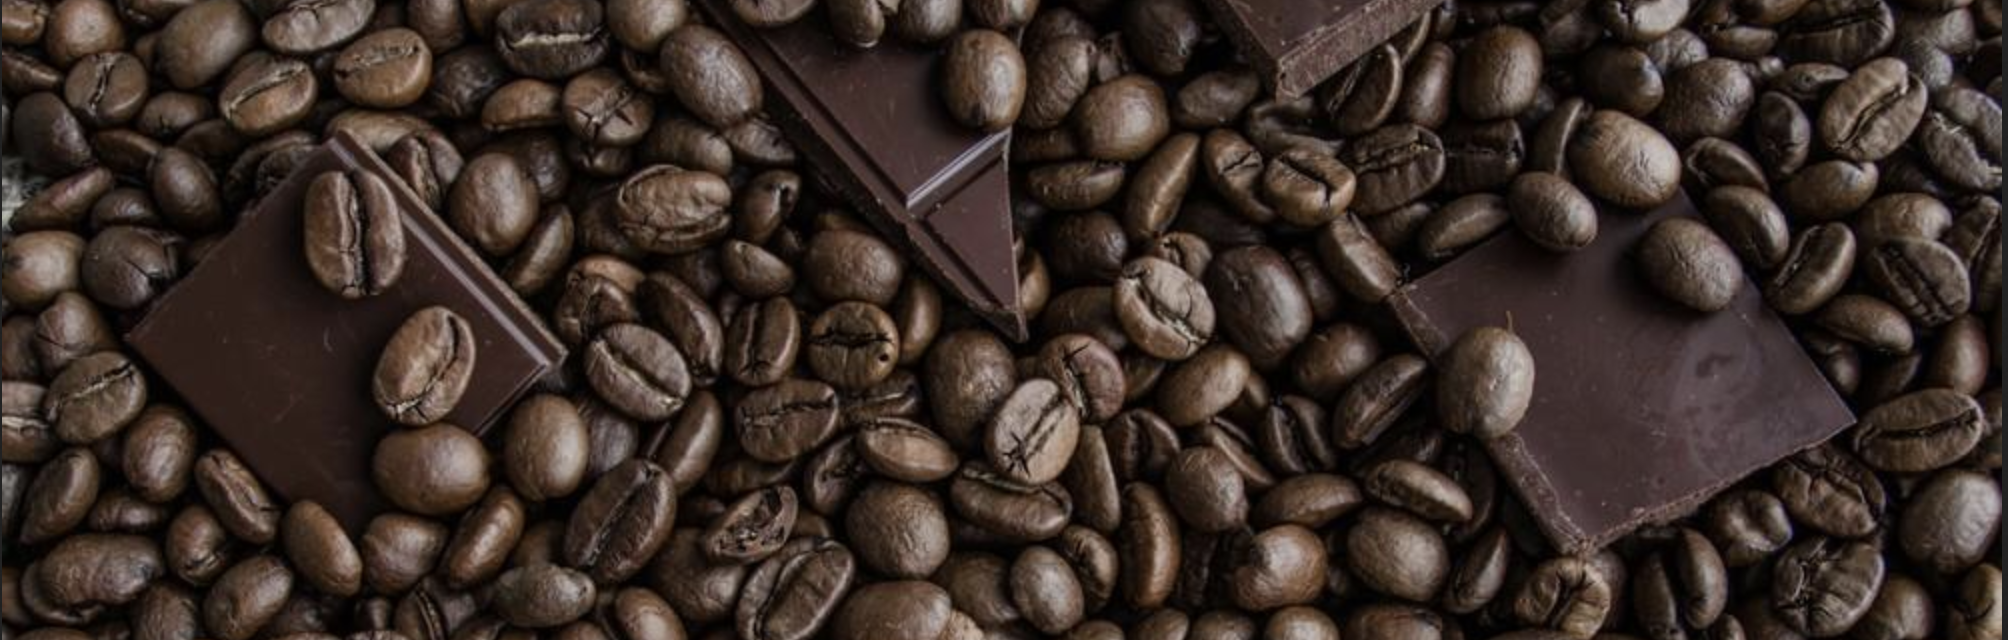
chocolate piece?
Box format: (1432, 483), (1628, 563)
(1202, 0), (1443, 98)
(692, 2), (1026, 340)
(1389, 192), (1853, 554)
(128, 133), (564, 532)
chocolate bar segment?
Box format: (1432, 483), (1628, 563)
(1202, 0), (1443, 97)
(691, 3), (1026, 339)
(128, 133), (565, 532)
(1388, 192), (1854, 554)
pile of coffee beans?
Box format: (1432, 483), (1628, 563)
(0, 0), (2001, 638)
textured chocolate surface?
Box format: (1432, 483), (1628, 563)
(128, 134), (564, 532)
(693, 1), (1026, 339)
(1389, 192), (1855, 553)
(1201, 0), (1443, 97)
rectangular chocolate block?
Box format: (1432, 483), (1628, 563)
(1388, 192), (1855, 554)
(128, 133), (564, 532)
(1202, 0), (1443, 97)
(692, 3), (1026, 339)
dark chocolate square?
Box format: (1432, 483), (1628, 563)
(128, 134), (564, 532)
(1388, 191), (1855, 553)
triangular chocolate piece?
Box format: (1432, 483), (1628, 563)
(694, 1), (1026, 340)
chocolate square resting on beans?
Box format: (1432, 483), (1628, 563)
(1388, 191), (1855, 554)
(128, 133), (565, 532)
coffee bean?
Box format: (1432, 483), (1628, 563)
(1508, 172), (1597, 252)
(1637, 217), (1744, 313)
(1345, 507), (1448, 601)
(986, 378), (1083, 485)
(1861, 237), (1971, 326)
(1897, 468), (2000, 576)
(1343, 124), (1446, 215)
(948, 463), (1073, 542)
(205, 555), (294, 640)
(565, 459), (675, 584)
(845, 481), (950, 578)
(304, 170), (407, 299)
(804, 302), (898, 391)
(373, 307), (476, 426)
(1458, 26), (1542, 120)
(1851, 388), (1985, 473)
(1331, 354), (1428, 449)
(829, 580), (949, 640)
(1563, 110), (1682, 210)
(703, 486), (797, 564)
(735, 378), (838, 463)
(939, 29), (1026, 132)
(1513, 556), (1613, 637)
(280, 502), (362, 598)
(493, 564), (595, 628)
(192, 449), (279, 545)
(1074, 75), (1171, 162)
(440, 487), (526, 588)
(448, 153), (539, 258)
(735, 537), (855, 640)
(333, 28), (433, 108)
(1152, 344), (1250, 428)
(373, 424), (490, 516)
(1819, 57), (1928, 162)
(584, 323), (692, 422)
(1773, 444), (1886, 538)
(1435, 327), (1534, 439)
(1772, 536), (1885, 637)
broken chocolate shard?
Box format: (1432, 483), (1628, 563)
(1389, 191), (1855, 554)
(692, 2), (1027, 340)
(128, 133), (565, 533)
(1202, 0), (1444, 98)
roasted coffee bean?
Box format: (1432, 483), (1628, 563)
(1772, 536), (1885, 637)
(2, 384), (58, 464)
(42, 351), (145, 445)
(613, 164), (731, 256)
(1704, 489), (1793, 568)
(940, 29), (1026, 132)
(1075, 75), (1171, 162)
(584, 323), (692, 422)
(987, 379), (1083, 485)
(1773, 444), (1886, 538)
(804, 302), (899, 391)
(194, 449), (279, 545)
(373, 424), (490, 516)
(304, 170), (406, 299)
(332, 28), (432, 109)
(1897, 468), (2000, 575)
(492, 564), (595, 628)
(736, 378), (838, 463)
(949, 463), (1072, 542)
(79, 225), (180, 311)
(1342, 124), (1445, 215)
(204, 555), (294, 640)
(20, 447), (99, 544)
(1457, 26), (1542, 120)
(1820, 57), (1928, 162)
(449, 153), (539, 258)
(1204, 246), (1312, 369)
(703, 486), (797, 564)
(1860, 237), (1971, 326)
(1331, 354), (1428, 449)
(1153, 344), (1250, 427)
(1436, 327), (1534, 439)
(373, 307), (477, 426)
(1851, 388), (1984, 472)
(1512, 556), (1613, 637)
(1637, 217), (1744, 313)
(659, 25), (760, 128)
(1114, 257), (1215, 361)
(565, 459), (675, 584)
(735, 537), (855, 640)
(845, 481), (950, 579)
(282, 502), (363, 597)
(1508, 172), (1596, 252)
(440, 487), (526, 588)
(500, 394), (588, 503)
(1345, 507), (1448, 601)
(1568, 110), (1682, 209)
